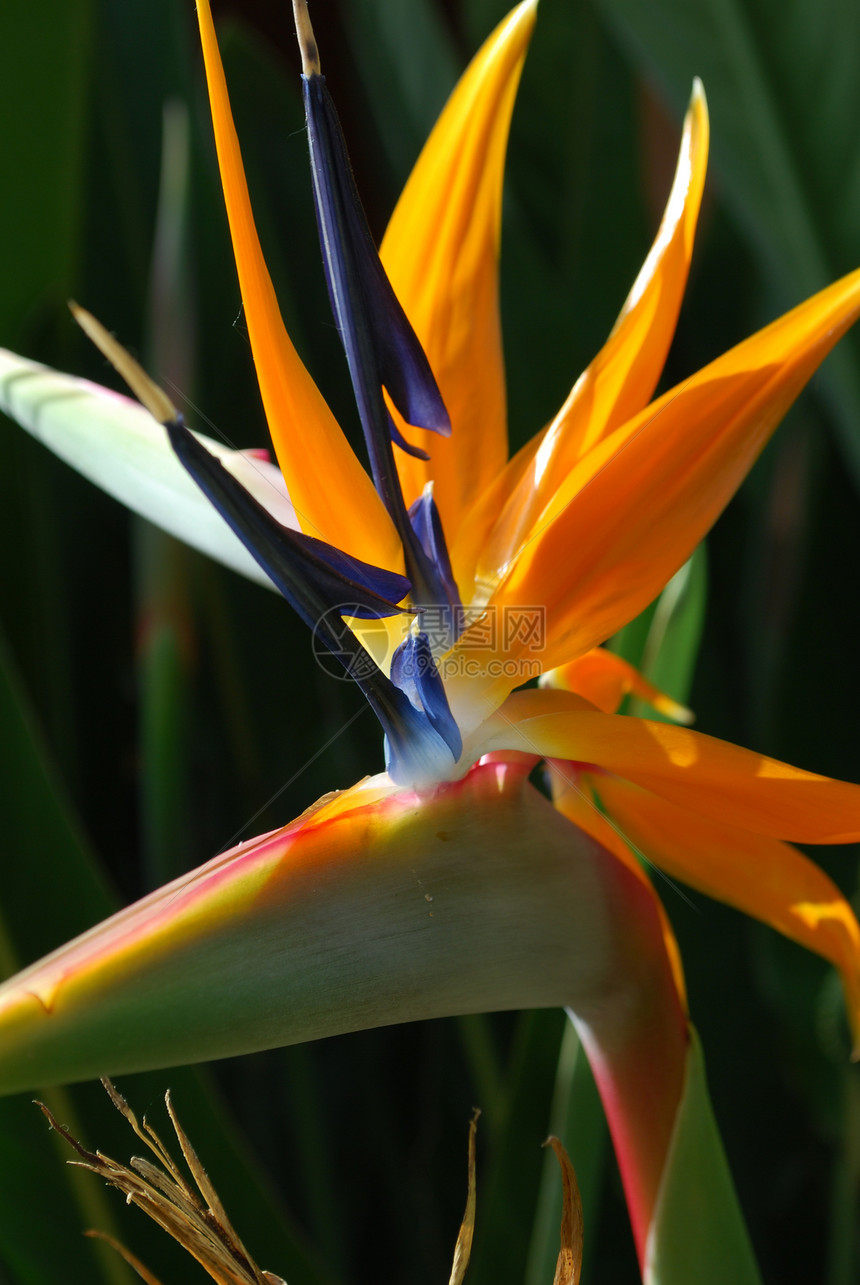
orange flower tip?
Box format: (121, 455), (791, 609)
(69, 302), (178, 426)
(291, 0), (321, 76)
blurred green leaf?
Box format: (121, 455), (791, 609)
(591, 0), (860, 480)
(338, 0), (459, 185)
(469, 1010), (566, 1283)
(0, 0), (93, 338)
(0, 628), (330, 1285)
(647, 1030), (761, 1285)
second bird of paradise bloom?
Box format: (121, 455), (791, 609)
(1, 1), (860, 1280)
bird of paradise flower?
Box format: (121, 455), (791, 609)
(1, 1), (860, 1281)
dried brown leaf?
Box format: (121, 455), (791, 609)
(543, 1136), (584, 1285)
(448, 1108), (480, 1285)
(37, 1080), (284, 1285)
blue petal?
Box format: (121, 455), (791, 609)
(408, 485), (462, 645)
(389, 411), (430, 462)
(391, 631), (462, 762)
(303, 74), (450, 441)
(167, 415), (459, 775)
(165, 418), (409, 622)
(383, 703), (458, 786)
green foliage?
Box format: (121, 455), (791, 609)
(0, 0), (858, 1282)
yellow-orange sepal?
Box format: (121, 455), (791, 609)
(381, 0), (537, 539)
(491, 265), (860, 673)
(544, 647), (694, 723)
(477, 80), (709, 587)
(196, 0), (400, 571)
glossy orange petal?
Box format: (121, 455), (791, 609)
(594, 774), (860, 1053)
(544, 647), (693, 722)
(380, 0), (537, 539)
(547, 760), (688, 1012)
(491, 265), (860, 669)
(197, 0), (399, 569)
(450, 430), (543, 600)
(478, 81), (708, 583)
(476, 689), (860, 842)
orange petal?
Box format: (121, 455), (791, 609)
(380, 0), (537, 538)
(544, 647), (694, 722)
(476, 689), (860, 842)
(492, 264), (860, 668)
(451, 429), (543, 600)
(594, 774), (860, 1053)
(547, 761), (688, 1012)
(478, 82), (708, 583)
(197, 0), (399, 569)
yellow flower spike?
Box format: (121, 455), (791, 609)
(475, 80), (709, 587)
(545, 647), (695, 723)
(492, 264), (860, 676)
(196, 0), (400, 570)
(380, 0), (538, 540)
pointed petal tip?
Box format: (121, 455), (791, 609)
(69, 303), (178, 425)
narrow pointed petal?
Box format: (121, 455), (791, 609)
(480, 81), (709, 582)
(196, 0), (400, 569)
(301, 73), (450, 439)
(490, 265), (860, 670)
(451, 430), (543, 600)
(167, 417), (410, 619)
(390, 630), (462, 760)
(380, 0), (537, 535)
(593, 773), (860, 1052)
(557, 80), (709, 457)
(0, 349), (293, 588)
(476, 689), (860, 842)
(408, 484), (461, 623)
(544, 648), (694, 722)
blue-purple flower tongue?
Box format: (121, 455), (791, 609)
(71, 299), (461, 785)
(166, 418), (409, 621)
(167, 417), (456, 782)
(302, 73), (450, 449)
(409, 485), (462, 645)
(301, 64), (458, 614)
(391, 631), (462, 761)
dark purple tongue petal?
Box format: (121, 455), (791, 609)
(166, 414), (456, 780)
(391, 631), (462, 762)
(303, 73), (450, 441)
(388, 410), (430, 462)
(408, 486), (461, 637)
(165, 417), (409, 623)
(302, 70), (457, 609)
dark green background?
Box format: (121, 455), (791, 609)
(1, 0), (859, 1281)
